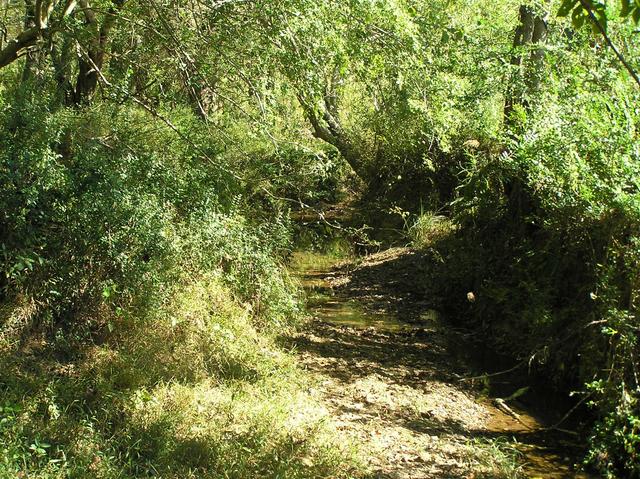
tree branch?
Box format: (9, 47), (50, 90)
(0, 0), (76, 70)
(580, 0), (640, 88)
(0, 25), (39, 68)
(78, 44), (243, 181)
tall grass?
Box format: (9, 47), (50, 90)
(0, 274), (359, 478)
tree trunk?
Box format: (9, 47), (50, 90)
(20, 0), (37, 82)
(527, 15), (548, 96)
(504, 5), (547, 123)
(71, 0), (121, 105)
(50, 33), (74, 103)
(297, 91), (368, 181)
(503, 5), (548, 226)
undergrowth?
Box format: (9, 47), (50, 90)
(0, 274), (359, 478)
(408, 213), (456, 250)
(463, 438), (524, 479)
(0, 97), (360, 478)
(406, 103), (640, 476)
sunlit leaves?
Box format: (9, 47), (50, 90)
(558, 0), (640, 32)
(621, 0), (640, 22)
(558, 0), (607, 32)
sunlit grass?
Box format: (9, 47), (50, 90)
(408, 213), (457, 249)
(463, 438), (525, 479)
(0, 274), (360, 479)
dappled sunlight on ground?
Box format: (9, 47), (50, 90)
(287, 249), (593, 479)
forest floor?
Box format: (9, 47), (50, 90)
(287, 248), (591, 479)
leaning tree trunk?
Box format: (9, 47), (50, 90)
(297, 92), (367, 180)
(295, 73), (370, 183)
(276, 25), (370, 183)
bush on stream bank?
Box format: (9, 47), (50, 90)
(0, 97), (356, 478)
(406, 78), (640, 477)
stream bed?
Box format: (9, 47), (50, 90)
(292, 249), (595, 478)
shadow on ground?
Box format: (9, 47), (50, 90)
(285, 247), (592, 479)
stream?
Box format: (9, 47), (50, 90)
(291, 248), (594, 478)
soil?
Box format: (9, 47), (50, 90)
(288, 248), (594, 479)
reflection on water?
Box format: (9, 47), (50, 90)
(292, 252), (408, 331)
(312, 297), (409, 332)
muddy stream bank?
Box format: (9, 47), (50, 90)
(288, 247), (594, 478)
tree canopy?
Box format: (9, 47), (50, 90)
(1, 0), (640, 477)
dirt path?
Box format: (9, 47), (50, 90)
(289, 249), (591, 479)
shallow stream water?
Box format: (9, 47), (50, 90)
(292, 249), (595, 478)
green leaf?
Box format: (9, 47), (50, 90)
(572, 8), (587, 29)
(593, 9), (608, 33)
(503, 386), (530, 402)
(621, 0), (632, 16)
(558, 0), (578, 17)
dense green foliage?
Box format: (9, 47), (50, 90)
(1, 0), (640, 476)
(403, 4), (640, 477)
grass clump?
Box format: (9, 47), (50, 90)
(408, 213), (456, 249)
(463, 438), (524, 479)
